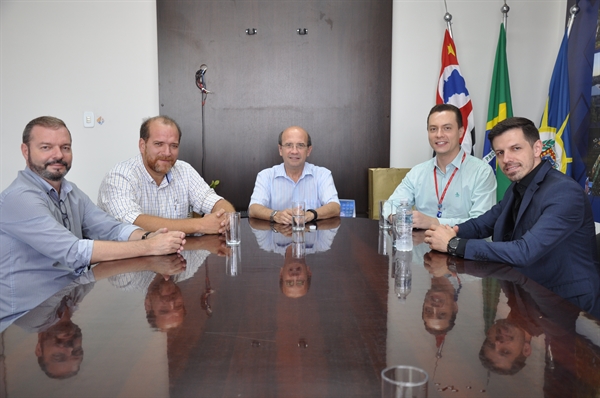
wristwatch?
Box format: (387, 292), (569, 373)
(141, 231), (152, 240)
(306, 209), (318, 222)
(447, 237), (460, 256)
(270, 210), (278, 223)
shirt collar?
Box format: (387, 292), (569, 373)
(274, 162), (313, 180)
(24, 167), (73, 201)
(136, 153), (173, 186)
(514, 160), (544, 196)
(434, 148), (466, 171)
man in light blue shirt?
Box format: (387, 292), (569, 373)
(0, 116), (186, 326)
(388, 104), (496, 229)
(249, 126), (340, 223)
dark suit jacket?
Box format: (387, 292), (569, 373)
(457, 161), (600, 312)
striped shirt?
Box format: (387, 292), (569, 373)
(98, 154), (223, 223)
(249, 162), (339, 211)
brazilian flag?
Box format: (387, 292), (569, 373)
(483, 23), (513, 201)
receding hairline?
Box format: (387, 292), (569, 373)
(278, 126), (312, 146)
(140, 116), (182, 142)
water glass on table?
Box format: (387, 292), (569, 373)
(226, 212), (241, 245)
(379, 200), (396, 229)
(226, 244), (241, 276)
(381, 365), (428, 398)
(291, 201), (306, 231)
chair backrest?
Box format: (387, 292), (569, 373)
(368, 168), (411, 220)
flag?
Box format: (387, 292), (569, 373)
(483, 23), (513, 201)
(538, 31), (572, 176)
(436, 29), (475, 155)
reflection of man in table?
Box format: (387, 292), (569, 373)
(460, 261), (579, 383)
(422, 252), (460, 336)
(108, 237), (220, 330)
(479, 318), (531, 375)
(249, 217), (340, 255)
(248, 126), (340, 224)
(250, 218), (339, 298)
(35, 306), (84, 379)
(280, 246), (312, 298)
(15, 283), (93, 379)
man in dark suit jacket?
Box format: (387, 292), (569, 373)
(425, 117), (600, 317)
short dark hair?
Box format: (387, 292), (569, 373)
(487, 117), (540, 149)
(23, 116), (71, 145)
(478, 339), (527, 375)
(427, 104), (463, 129)
(278, 128), (312, 147)
(140, 116), (182, 142)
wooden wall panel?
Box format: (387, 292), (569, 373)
(157, 1), (392, 215)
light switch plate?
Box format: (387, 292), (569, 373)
(83, 111), (94, 128)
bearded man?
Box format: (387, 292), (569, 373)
(98, 116), (234, 235)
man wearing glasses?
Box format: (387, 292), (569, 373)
(248, 126), (340, 223)
(0, 116), (187, 322)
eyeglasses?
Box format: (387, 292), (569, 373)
(280, 143), (308, 150)
(57, 199), (71, 230)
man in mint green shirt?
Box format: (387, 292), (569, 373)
(388, 104), (496, 229)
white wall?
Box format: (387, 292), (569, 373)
(0, 0), (572, 201)
(390, 0), (566, 165)
(1, 0), (160, 198)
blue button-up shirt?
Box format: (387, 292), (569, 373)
(249, 162), (340, 211)
(0, 168), (138, 326)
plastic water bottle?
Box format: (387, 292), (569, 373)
(395, 199), (413, 251)
(394, 250), (412, 301)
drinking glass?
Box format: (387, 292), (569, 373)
(381, 365), (428, 398)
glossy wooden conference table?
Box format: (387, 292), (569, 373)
(2, 218), (600, 397)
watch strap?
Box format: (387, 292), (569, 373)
(141, 231), (152, 240)
(306, 209), (318, 222)
(270, 210), (278, 223)
(447, 236), (460, 256)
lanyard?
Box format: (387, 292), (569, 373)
(434, 152), (466, 218)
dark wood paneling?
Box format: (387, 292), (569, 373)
(157, 1), (392, 214)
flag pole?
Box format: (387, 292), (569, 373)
(566, 4), (580, 38)
(443, 0), (453, 38)
(501, 1), (510, 32)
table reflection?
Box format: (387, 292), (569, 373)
(14, 282), (93, 379)
(108, 248), (210, 330)
(458, 260), (582, 394)
(1, 218), (598, 397)
(248, 217), (340, 255)
(250, 217), (340, 299)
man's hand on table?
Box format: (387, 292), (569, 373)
(424, 224), (458, 253)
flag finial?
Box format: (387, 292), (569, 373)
(569, 4), (580, 17)
(442, 0), (453, 37)
(567, 3), (580, 37)
(501, 2), (510, 31)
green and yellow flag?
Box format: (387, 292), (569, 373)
(482, 23), (513, 201)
